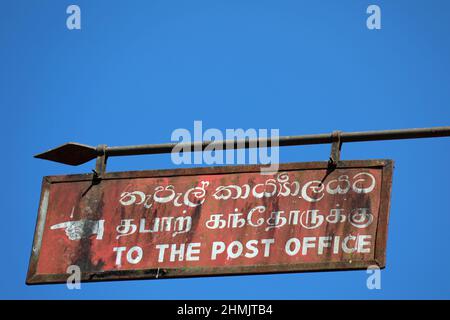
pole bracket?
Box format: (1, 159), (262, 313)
(93, 144), (107, 182)
(328, 131), (342, 168)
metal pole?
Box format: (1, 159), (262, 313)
(34, 126), (450, 166)
(106, 126), (450, 157)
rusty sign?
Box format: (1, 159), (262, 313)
(27, 159), (393, 284)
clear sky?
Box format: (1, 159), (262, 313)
(1, 0), (450, 299)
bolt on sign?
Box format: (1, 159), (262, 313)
(27, 160), (393, 284)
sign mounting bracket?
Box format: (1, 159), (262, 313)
(328, 130), (342, 168)
(93, 144), (107, 181)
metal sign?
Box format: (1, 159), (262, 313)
(27, 160), (393, 284)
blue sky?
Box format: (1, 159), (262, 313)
(1, 0), (450, 299)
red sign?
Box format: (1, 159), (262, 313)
(27, 160), (393, 284)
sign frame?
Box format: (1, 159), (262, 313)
(27, 159), (393, 285)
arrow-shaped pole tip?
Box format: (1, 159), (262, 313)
(34, 142), (98, 166)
